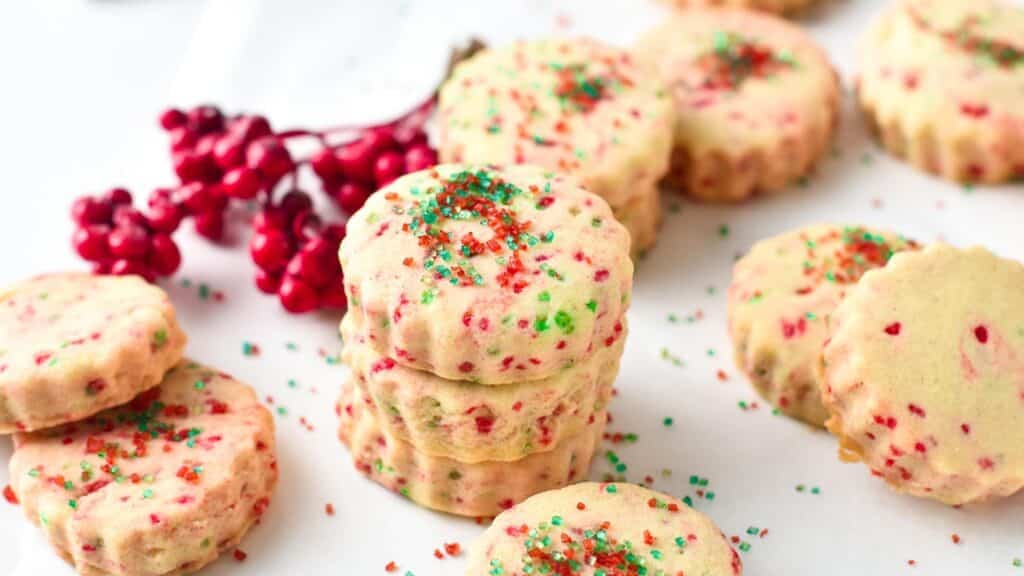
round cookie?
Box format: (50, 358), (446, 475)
(661, 0), (815, 16)
(9, 360), (277, 576)
(858, 0), (1024, 184)
(342, 313), (624, 463)
(339, 164), (632, 384)
(729, 225), (919, 427)
(0, 273), (187, 433)
(635, 9), (840, 202)
(437, 37), (675, 253)
(338, 383), (605, 518)
(821, 244), (1024, 505)
(465, 482), (742, 576)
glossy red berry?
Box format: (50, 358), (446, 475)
(394, 128), (428, 148)
(254, 269), (282, 294)
(112, 206), (150, 230)
(176, 182), (218, 214)
(334, 182), (371, 214)
(213, 134), (246, 169)
(110, 258), (155, 282)
(310, 148), (341, 181)
(147, 188), (174, 208)
(108, 226), (151, 259)
(193, 210), (225, 241)
(404, 144), (437, 173)
(71, 196), (113, 226)
(279, 190), (313, 217)
(172, 150), (219, 184)
(252, 208), (289, 232)
(360, 126), (397, 155)
(222, 167), (262, 199)
(104, 187), (133, 206)
(146, 202), (182, 234)
(246, 137), (294, 182)
(285, 250), (333, 289)
(321, 223), (347, 245)
(168, 127), (198, 152)
(373, 151), (405, 187)
(291, 210), (321, 243)
(92, 260), (113, 275)
(278, 276), (319, 313)
(320, 284), (348, 310)
(187, 105), (225, 134)
(72, 225), (111, 261)
(335, 142), (375, 183)
(229, 115), (272, 142)
(249, 229), (294, 272)
(159, 108), (187, 131)
(148, 234), (182, 276)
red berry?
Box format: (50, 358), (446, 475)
(246, 137), (294, 182)
(285, 250), (333, 289)
(213, 134), (246, 169)
(252, 208), (289, 232)
(104, 187), (133, 206)
(168, 127), (197, 152)
(254, 269), (282, 294)
(148, 235), (182, 276)
(291, 209), (321, 242)
(249, 229), (294, 273)
(404, 145), (437, 173)
(92, 260), (113, 275)
(159, 108), (187, 131)
(72, 225), (111, 261)
(373, 151), (406, 187)
(335, 142), (375, 183)
(110, 258), (155, 282)
(320, 284), (348, 310)
(360, 127), (397, 155)
(279, 190), (313, 217)
(71, 196), (113, 226)
(112, 205), (150, 230)
(172, 150), (219, 184)
(147, 188), (174, 208)
(321, 223), (347, 245)
(301, 236), (335, 261)
(334, 182), (371, 214)
(176, 182), (218, 214)
(193, 211), (225, 241)
(108, 226), (151, 259)
(278, 276), (319, 313)
(310, 148), (341, 181)
(394, 128), (427, 148)
(229, 115), (272, 142)
(222, 167), (262, 199)
(187, 105), (224, 134)
(146, 202), (182, 234)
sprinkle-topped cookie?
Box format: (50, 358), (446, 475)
(0, 273), (186, 433)
(636, 9), (839, 202)
(438, 38), (675, 252)
(339, 164), (633, 384)
(465, 482), (742, 575)
(729, 225), (919, 427)
(821, 244), (1024, 505)
(858, 0), (1024, 183)
(9, 360), (277, 575)
(661, 0), (817, 16)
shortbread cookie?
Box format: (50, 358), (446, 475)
(465, 482), (742, 576)
(821, 244), (1024, 505)
(0, 273), (186, 433)
(636, 9), (840, 202)
(613, 185), (662, 256)
(339, 165), (632, 384)
(338, 383), (605, 517)
(661, 0), (816, 16)
(342, 313), (623, 463)
(729, 225), (919, 427)
(9, 361), (277, 576)
(858, 0), (1024, 184)
(438, 37), (674, 248)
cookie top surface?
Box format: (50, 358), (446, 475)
(635, 9), (838, 154)
(0, 272), (186, 433)
(822, 244), (1024, 504)
(465, 482), (742, 576)
(10, 360), (277, 575)
(339, 164), (633, 384)
(859, 0), (1024, 130)
(438, 38), (675, 208)
(729, 225), (919, 426)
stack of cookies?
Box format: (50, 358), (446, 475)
(0, 272), (277, 576)
(337, 164), (634, 517)
(438, 38), (675, 255)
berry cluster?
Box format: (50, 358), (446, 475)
(69, 101), (437, 313)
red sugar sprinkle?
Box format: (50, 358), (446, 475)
(434, 548), (444, 559)
(233, 549), (247, 562)
(961, 423), (971, 435)
(576, 502), (586, 510)
(325, 503), (335, 516)
(444, 542), (462, 557)
(884, 322), (901, 336)
(908, 404), (926, 418)
(951, 534), (961, 544)
(3, 485), (18, 505)
(974, 325), (988, 343)
(385, 562), (398, 573)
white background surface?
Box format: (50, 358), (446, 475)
(2, 0), (1023, 574)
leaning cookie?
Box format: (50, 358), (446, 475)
(0, 273), (186, 433)
(858, 0), (1024, 184)
(342, 313), (624, 462)
(661, 0), (816, 16)
(338, 383), (605, 518)
(465, 482), (742, 576)
(9, 360), (277, 576)
(821, 244), (1024, 505)
(339, 164), (632, 384)
(729, 225), (919, 427)
(636, 9), (840, 202)
(438, 37), (675, 253)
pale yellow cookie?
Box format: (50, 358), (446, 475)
(822, 244), (1024, 505)
(338, 382), (605, 518)
(858, 0), (1024, 184)
(729, 225), (919, 427)
(0, 273), (186, 433)
(612, 184), (662, 256)
(465, 482), (742, 576)
(339, 165), (632, 384)
(342, 313), (623, 463)
(636, 9), (840, 202)
(9, 361), (277, 576)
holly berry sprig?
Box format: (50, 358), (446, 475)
(69, 101), (437, 314)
